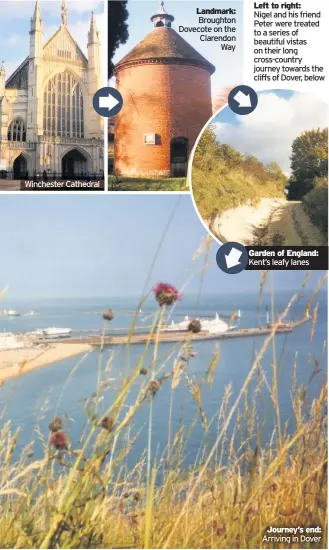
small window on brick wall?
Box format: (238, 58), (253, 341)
(144, 134), (161, 145)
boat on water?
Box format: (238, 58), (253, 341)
(162, 313), (234, 334)
(7, 309), (21, 317)
(32, 327), (72, 339)
(24, 310), (40, 317)
(176, 309), (242, 320)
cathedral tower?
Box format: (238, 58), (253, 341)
(87, 11), (102, 138)
(0, 62), (7, 145)
(0, 62), (6, 98)
(27, 0), (44, 143)
(114, 1), (215, 177)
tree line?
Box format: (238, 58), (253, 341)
(108, 1), (129, 79)
(287, 128), (328, 237)
(287, 128), (328, 200)
(194, 126), (287, 189)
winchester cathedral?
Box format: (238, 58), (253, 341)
(0, 0), (103, 179)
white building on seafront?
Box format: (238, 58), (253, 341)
(0, 0), (103, 180)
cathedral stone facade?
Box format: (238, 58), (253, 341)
(0, 0), (103, 180)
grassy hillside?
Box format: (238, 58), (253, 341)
(192, 127), (287, 223)
(0, 276), (327, 549)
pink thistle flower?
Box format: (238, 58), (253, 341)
(153, 282), (181, 307)
(49, 430), (69, 451)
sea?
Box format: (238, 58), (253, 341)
(0, 289), (327, 468)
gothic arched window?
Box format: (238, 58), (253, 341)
(43, 71), (84, 138)
(7, 118), (26, 142)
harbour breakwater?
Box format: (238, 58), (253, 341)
(38, 317), (310, 346)
(0, 317), (310, 383)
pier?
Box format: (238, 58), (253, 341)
(37, 317), (310, 346)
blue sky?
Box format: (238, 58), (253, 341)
(211, 90), (327, 173)
(0, 194), (325, 299)
(0, 0), (104, 80)
(111, 0), (243, 98)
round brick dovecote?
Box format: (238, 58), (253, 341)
(114, 4), (215, 178)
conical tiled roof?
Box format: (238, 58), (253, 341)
(114, 27), (215, 74)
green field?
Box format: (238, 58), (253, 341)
(108, 176), (187, 192)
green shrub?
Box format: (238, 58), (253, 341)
(287, 128), (328, 200)
(303, 178), (328, 237)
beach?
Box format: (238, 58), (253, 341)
(0, 342), (93, 383)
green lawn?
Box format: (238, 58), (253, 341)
(108, 175), (187, 192)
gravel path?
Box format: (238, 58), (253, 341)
(212, 198), (326, 246)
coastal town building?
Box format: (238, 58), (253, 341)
(114, 1), (215, 178)
(0, 0), (103, 179)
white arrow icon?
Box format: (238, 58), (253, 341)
(225, 247), (243, 269)
(99, 93), (119, 111)
(233, 90), (251, 108)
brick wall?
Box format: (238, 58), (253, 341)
(114, 63), (212, 177)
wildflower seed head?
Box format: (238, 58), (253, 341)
(49, 430), (69, 450)
(148, 380), (161, 396)
(101, 416), (114, 432)
(188, 319), (202, 333)
(102, 308), (114, 321)
(216, 523), (225, 536)
(153, 282), (181, 307)
(49, 416), (63, 433)
(139, 368), (147, 375)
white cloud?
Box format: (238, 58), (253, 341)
(42, 0), (102, 17)
(0, 1), (33, 21)
(215, 92), (328, 174)
(8, 34), (20, 47)
(0, 1), (102, 22)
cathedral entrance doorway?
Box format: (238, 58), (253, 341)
(62, 149), (88, 178)
(13, 154), (28, 179)
(170, 137), (188, 177)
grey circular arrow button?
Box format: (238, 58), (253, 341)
(93, 87), (123, 118)
(216, 242), (248, 274)
(228, 85), (258, 115)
